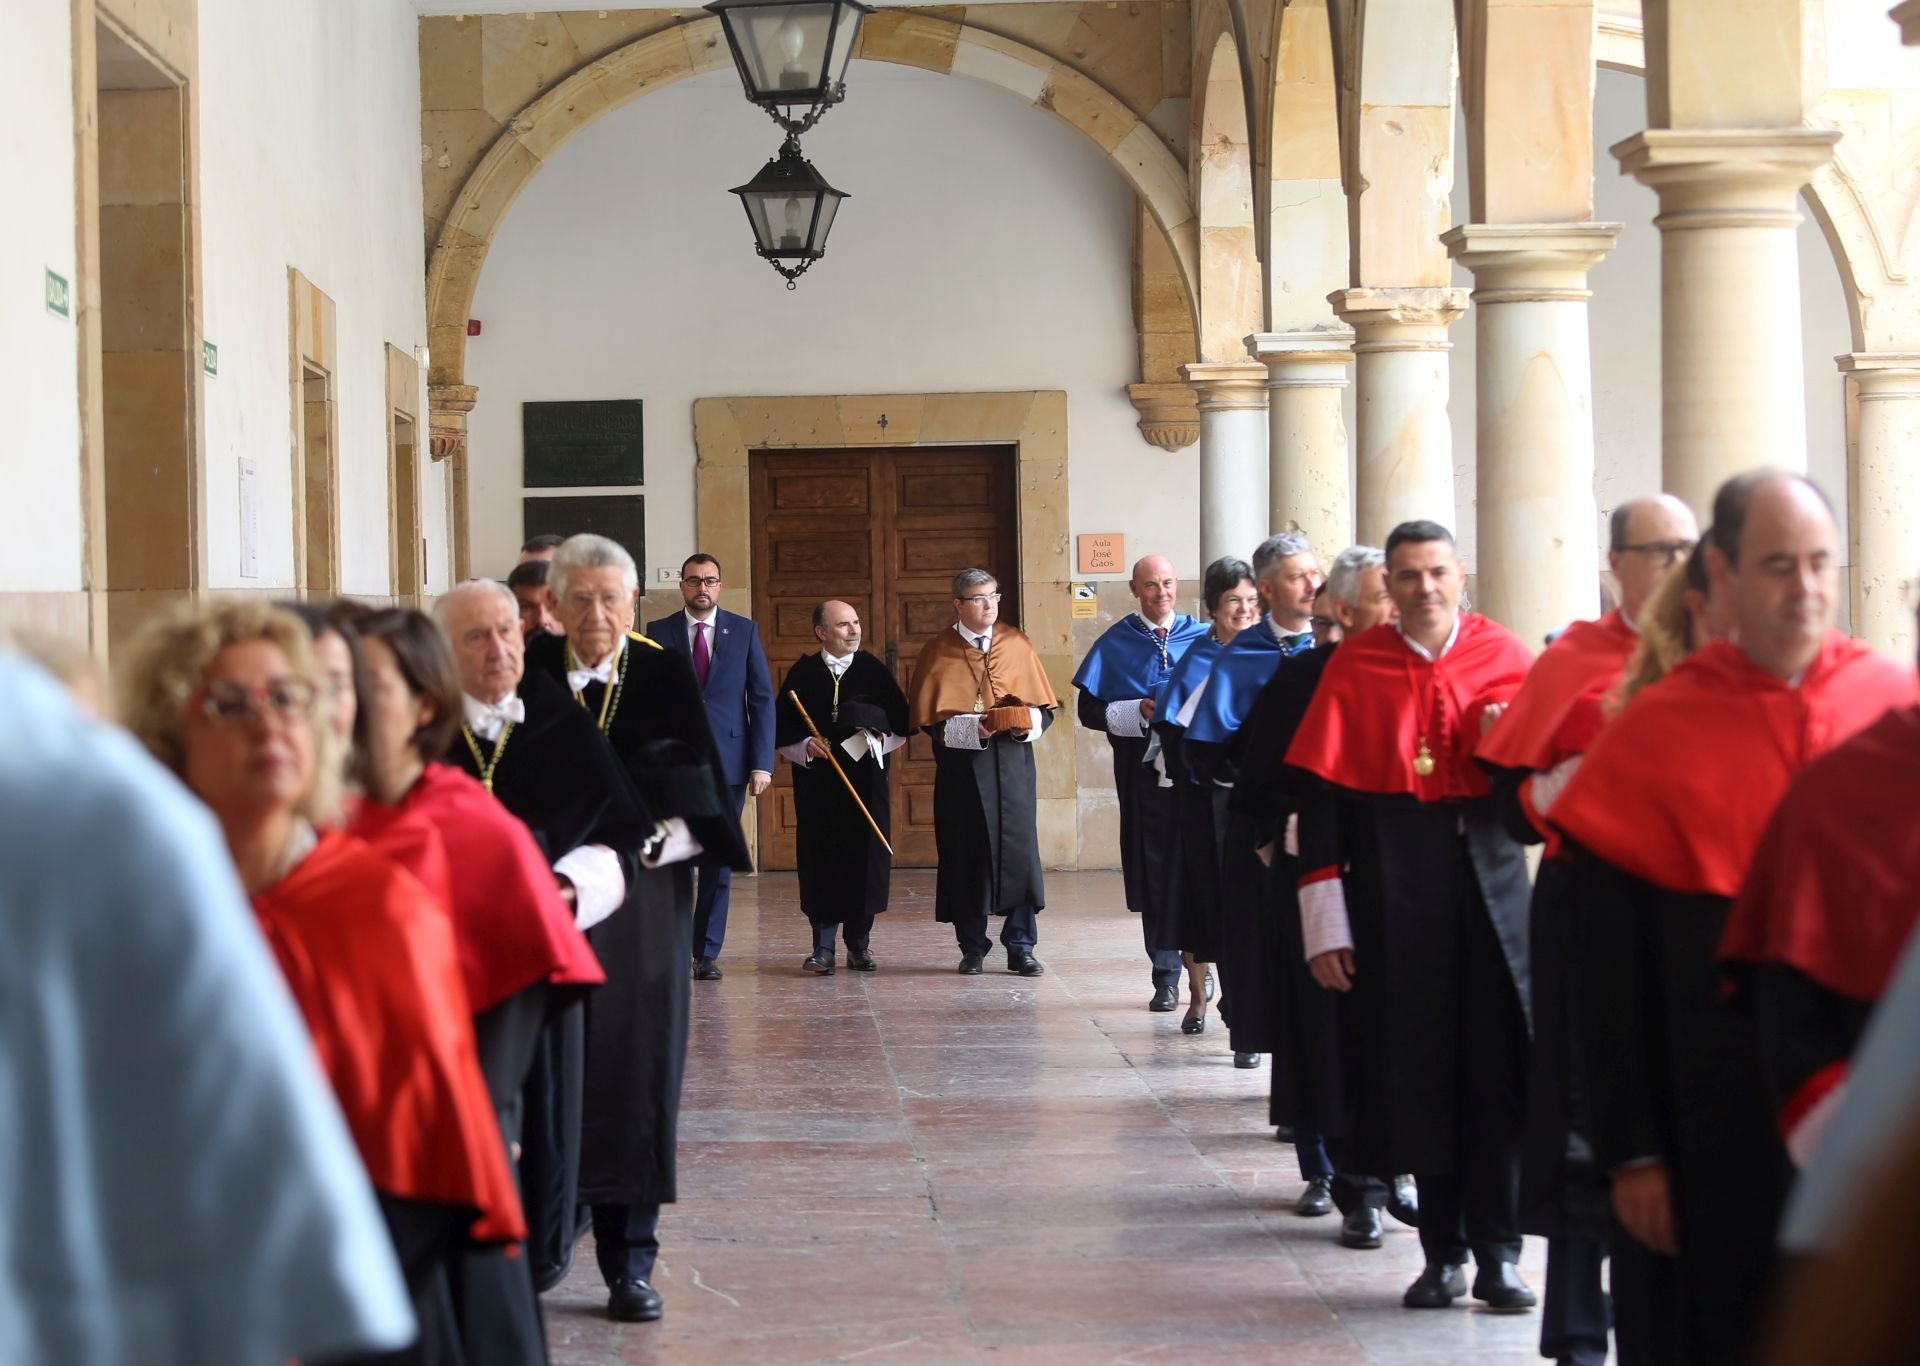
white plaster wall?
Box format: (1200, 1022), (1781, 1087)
(197, 0), (438, 596)
(0, 4), (82, 593)
(466, 63), (1173, 583)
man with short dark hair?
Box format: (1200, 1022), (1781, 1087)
(506, 559), (560, 641)
(519, 533), (565, 564)
(1550, 471), (1916, 1366)
(1286, 520), (1538, 1312)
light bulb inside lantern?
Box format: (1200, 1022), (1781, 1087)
(777, 16), (809, 87)
(778, 197), (807, 250)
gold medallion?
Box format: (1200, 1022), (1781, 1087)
(1412, 737), (1436, 778)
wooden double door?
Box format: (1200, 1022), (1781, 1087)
(749, 445), (1020, 869)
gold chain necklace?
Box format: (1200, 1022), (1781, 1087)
(570, 639), (628, 732)
(461, 721), (514, 792)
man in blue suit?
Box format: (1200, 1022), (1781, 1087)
(648, 552), (775, 979)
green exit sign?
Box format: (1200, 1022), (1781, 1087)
(45, 269), (69, 319)
(202, 340), (218, 376)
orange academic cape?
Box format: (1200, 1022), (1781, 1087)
(908, 623), (1059, 729)
(252, 830), (526, 1244)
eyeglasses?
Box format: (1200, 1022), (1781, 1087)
(194, 678), (318, 724)
(1619, 538), (1697, 564)
(682, 576), (721, 588)
(958, 592), (1002, 607)
(1309, 616), (1338, 633)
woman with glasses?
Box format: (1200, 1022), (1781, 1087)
(119, 600), (523, 1366)
(1150, 556), (1263, 1036)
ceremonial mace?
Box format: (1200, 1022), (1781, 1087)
(786, 690), (895, 858)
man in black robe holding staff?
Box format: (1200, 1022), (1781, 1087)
(775, 600), (910, 974)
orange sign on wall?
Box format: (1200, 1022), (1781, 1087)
(1076, 532), (1125, 574)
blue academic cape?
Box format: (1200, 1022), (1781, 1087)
(1182, 622), (1315, 744)
(1071, 613), (1209, 701)
(1153, 631), (1224, 727)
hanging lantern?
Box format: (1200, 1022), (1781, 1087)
(704, 0), (872, 134)
(729, 136), (849, 287)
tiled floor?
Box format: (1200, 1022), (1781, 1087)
(546, 870), (1561, 1365)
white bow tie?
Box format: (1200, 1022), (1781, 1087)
(567, 658), (615, 693)
(824, 652), (853, 677)
(465, 694), (526, 741)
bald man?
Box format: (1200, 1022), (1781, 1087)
(1071, 555), (1209, 1009)
(774, 601), (910, 974)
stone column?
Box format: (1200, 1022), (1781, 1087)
(1247, 329), (1354, 561)
(1442, 223), (1620, 648)
(1614, 129), (1841, 518)
(1181, 361), (1271, 564)
(1840, 353), (1920, 657)
(1330, 288), (1469, 545)
(430, 382), (478, 582)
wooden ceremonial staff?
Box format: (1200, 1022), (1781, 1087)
(786, 690), (895, 858)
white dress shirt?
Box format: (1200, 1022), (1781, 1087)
(1394, 614), (1462, 662)
(685, 608), (718, 657)
(461, 692), (525, 742)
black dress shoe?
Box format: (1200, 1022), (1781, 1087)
(1472, 1262), (1537, 1311)
(692, 958), (722, 981)
(1149, 984), (1179, 1012)
(1180, 1011), (1207, 1035)
(1294, 1175), (1334, 1217)
(1234, 1051), (1261, 1069)
(846, 950), (877, 972)
(607, 1278), (663, 1322)
(802, 950), (835, 975)
(1340, 1204), (1385, 1249)
(958, 953), (985, 975)
(1273, 1125), (1295, 1143)
(1402, 1261), (1468, 1308)
(1006, 950), (1044, 977)
(1388, 1174), (1419, 1228)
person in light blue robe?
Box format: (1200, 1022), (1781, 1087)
(0, 652), (414, 1366)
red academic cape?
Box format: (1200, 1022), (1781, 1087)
(1476, 610), (1640, 850)
(252, 830), (527, 1244)
(1722, 703), (1920, 1003)
(1548, 633), (1917, 899)
(351, 763), (605, 1013)
(1287, 614), (1534, 802)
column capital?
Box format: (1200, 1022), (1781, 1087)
(1838, 352), (1920, 398)
(1180, 361), (1271, 412)
(1124, 381), (1200, 452)
(1441, 223), (1622, 301)
(1329, 288), (1467, 353)
(1247, 328), (1356, 371)
(429, 382), (479, 462)
(1611, 128), (1840, 222)
(1893, 0), (1920, 45)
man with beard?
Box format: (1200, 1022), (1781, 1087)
(774, 600), (910, 974)
(1286, 521), (1537, 1312)
(1070, 554), (1207, 1009)
(1475, 493), (1698, 1366)
(528, 535), (751, 1325)
(1550, 473), (1916, 1365)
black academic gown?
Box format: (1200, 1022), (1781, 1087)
(1574, 852), (1793, 1366)
(927, 709), (1055, 921)
(1074, 693), (1182, 944)
(1153, 722), (1229, 963)
(525, 631), (747, 1213)
(776, 651), (908, 928)
(447, 669), (650, 1290)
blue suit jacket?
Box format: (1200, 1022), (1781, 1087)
(646, 608), (776, 785)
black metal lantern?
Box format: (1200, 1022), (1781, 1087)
(729, 136), (849, 287)
(704, 0), (872, 134)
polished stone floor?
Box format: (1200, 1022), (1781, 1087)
(545, 869), (1562, 1365)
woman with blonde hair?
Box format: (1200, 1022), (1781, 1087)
(1614, 538), (1725, 710)
(118, 599), (523, 1366)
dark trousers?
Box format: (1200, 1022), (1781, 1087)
(692, 784), (746, 960)
(812, 915), (873, 955)
(954, 904), (1038, 957)
(591, 1201), (661, 1286)
(1416, 870), (1527, 1270)
(1144, 920), (1182, 989)
(1609, 1226), (1684, 1366)
(1542, 1235), (1611, 1364)
(1297, 1128), (1334, 1181)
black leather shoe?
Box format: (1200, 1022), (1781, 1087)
(1472, 1262), (1537, 1311)
(1402, 1262), (1468, 1308)
(1388, 1174), (1420, 1228)
(607, 1278), (663, 1322)
(846, 950), (876, 972)
(803, 950), (835, 975)
(1180, 1010), (1207, 1035)
(692, 958), (722, 981)
(1340, 1205), (1385, 1249)
(958, 953), (985, 975)
(1150, 984), (1179, 1012)
(1294, 1175), (1334, 1217)
(1006, 950), (1044, 977)
(1234, 1051), (1261, 1069)
(1273, 1125), (1295, 1143)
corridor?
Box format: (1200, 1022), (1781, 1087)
(543, 871), (1553, 1365)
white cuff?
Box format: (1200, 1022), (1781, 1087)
(1104, 699), (1148, 738)
(776, 738), (814, 767)
(1283, 813), (1300, 858)
(554, 843), (627, 932)
(640, 818), (702, 870)
(1299, 877), (1354, 962)
(943, 714), (987, 750)
(1531, 753), (1584, 817)
(1012, 708), (1043, 743)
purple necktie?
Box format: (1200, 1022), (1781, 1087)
(693, 620), (712, 688)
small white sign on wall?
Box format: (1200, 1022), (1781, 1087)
(238, 457), (260, 579)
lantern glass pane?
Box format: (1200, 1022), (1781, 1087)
(732, 4), (836, 101)
(741, 194), (779, 250)
(811, 192), (842, 248)
(824, 8), (860, 88)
